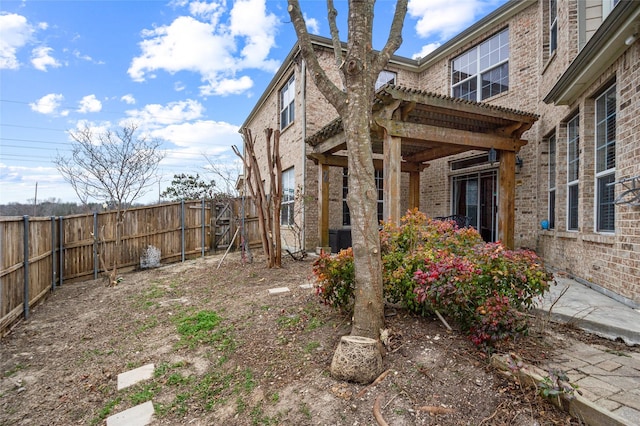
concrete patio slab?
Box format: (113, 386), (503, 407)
(106, 401), (154, 426)
(117, 363), (154, 391)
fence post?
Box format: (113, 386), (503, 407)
(93, 212), (98, 280)
(59, 216), (64, 286)
(181, 200), (185, 262)
(201, 198), (205, 258)
(23, 215), (30, 320)
(51, 216), (56, 291)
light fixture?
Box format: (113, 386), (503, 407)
(625, 33), (637, 46)
(516, 155), (524, 172)
(488, 147), (497, 164)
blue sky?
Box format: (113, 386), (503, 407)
(0, 0), (506, 205)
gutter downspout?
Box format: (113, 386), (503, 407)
(300, 56), (307, 252)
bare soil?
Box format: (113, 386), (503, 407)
(0, 253), (628, 425)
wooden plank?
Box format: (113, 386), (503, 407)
(498, 150), (516, 249)
(318, 163), (330, 248)
(409, 171), (420, 210)
(375, 118), (527, 153)
(383, 133), (402, 226)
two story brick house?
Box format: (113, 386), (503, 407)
(241, 0), (640, 306)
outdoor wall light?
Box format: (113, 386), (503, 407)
(625, 33), (637, 46)
(516, 155), (524, 171)
(488, 147), (497, 164)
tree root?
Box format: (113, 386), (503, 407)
(356, 369), (391, 398)
(373, 395), (389, 426)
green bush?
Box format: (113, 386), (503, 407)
(312, 209), (553, 350)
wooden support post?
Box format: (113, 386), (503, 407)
(408, 170), (420, 210)
(498, 150), (516, 249)
(318, 163), (330, 250)
(383, 132), (402, 226)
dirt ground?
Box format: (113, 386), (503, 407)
(1, 252), (631, 425)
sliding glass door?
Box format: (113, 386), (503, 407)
(452, 170), (497, 242)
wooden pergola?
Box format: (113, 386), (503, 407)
(306, 85), (538, 249)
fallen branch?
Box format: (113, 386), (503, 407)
(417, 405), (455, 415)
(356, 369), (391, 398)
(373, 395), (389, 426)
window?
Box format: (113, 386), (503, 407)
(603, 0), (621, 18)
(548, 133), (556, 229)
(451, 28), (509, 101)
(281, 168), (295, 226)
(549, 0), (558, 56)
(280, 75), (295, 130)
(567, 115), (580, 231)
(342, 168), (384, 226)
(375, 70), (397, 90)
(595, 85), (616, 232)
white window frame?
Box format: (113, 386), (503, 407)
(280, 75), (295, 130)
(451, 28), (509, 101)
(281, 167), (295, 226)
(548, 133), (556, 229)
(549, 0), (558, 56)
(594, 85), (616, 233)
(567, 115), (580, 231)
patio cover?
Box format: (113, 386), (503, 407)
(306, 85), (538, 249)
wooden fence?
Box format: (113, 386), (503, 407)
(0, 198), (259, 336)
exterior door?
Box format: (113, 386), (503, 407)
(452, 170), (497, 242)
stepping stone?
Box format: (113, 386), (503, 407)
(117, 363), (154, 390)
(299, 284), (314, 290)
(106, 401), (154, 426)
(268, 287), (290, 295)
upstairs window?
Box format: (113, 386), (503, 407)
(375, 70), (397, 90)
(595, 85), (616, 232)
(280, 75), (295, 130)
(451, 28), (509, 101)
(549, 0), (558, 56)
(567, 115), (580, 231)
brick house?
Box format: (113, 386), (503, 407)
(241, 0), (640, 306)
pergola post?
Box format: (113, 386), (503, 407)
(383, 132), (402, 226)
(498, 150), (516, 249)
(408, 170), (420, 210)
(318, 162), (330, 251)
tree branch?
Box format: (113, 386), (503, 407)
(287, 0), (345, 109)
(327, 0), (346, 89)
(372, 0), (408, 75)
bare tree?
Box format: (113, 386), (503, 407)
(287, 0), (408, 375)
(54, 123), (165, 285)
(233, 128), (283, 268)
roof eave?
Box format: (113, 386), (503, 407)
(544, 1), (640, 105)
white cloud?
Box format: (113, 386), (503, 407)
(78, 94), (102, 113)
(174, 81), (186, 92)
(408, 0), (492, 40)
(128, 0), (279, 97)
(200, 75), (253, 96)
(0, 13), (34, 69)
(189, 0), (225, 25)
(304, 13), (320, 35)
(31, 46), (61, 71)
(30, 93), (69, 116)
(121, 94), (136, 104)
(125, 99), (204, 127)
(412, 43), (441, 59)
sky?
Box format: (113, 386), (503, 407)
(0, 0), (507, 206)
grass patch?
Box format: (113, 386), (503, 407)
(174, 309), (235, 351)
(90, 397), (122, 425)
(4, 363), (25, 377)
(129, 382), (160, 405)
(276, 314), (300, 329)
(304, 341), (320, 353)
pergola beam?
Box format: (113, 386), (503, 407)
(308, 153), (428, 173)
(374, 118), (527, 152)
